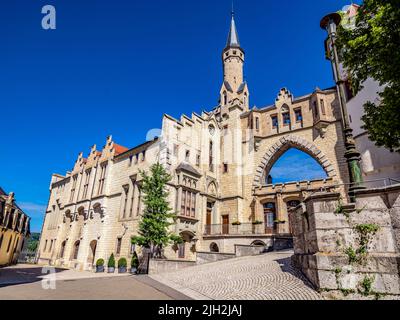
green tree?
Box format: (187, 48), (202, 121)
(131, 163), (182, 258)
(336, 0), (400, 152)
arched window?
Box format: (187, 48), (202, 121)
(210, 243), (219, 253)
(60, 241), (66, 258)
(73, 241), (80, 260)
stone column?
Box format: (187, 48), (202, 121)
(276, 193), (285, 234)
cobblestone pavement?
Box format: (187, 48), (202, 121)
(151, 251), (323, 300)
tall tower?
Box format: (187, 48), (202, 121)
(220, 10), (249, 112)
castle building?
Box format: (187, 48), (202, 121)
(0, 188), (31, 267)
(37, 13), (349, 270)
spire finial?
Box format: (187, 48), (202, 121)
(232, 0), (234, 17)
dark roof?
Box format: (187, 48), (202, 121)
(226, 14), (241, 49)
(114, 137), (159, 160)
(176, 162), (202, 177)
(237, 82), (246, 94)
(224, 81), (233, 93)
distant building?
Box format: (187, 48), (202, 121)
(0, 188), (31, 267)
(38, 12), (351, 271)
(341, 4), (400, 186)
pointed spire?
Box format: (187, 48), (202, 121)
(226, 9), (241, 49)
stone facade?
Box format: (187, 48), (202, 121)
(290, 185), (400, 299)
(0, 188), (31, 267)
(37, 14), (349, 270)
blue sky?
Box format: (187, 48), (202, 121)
(0, 0), (358, 232)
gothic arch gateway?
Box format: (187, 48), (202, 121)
(253, 135), (337, 190)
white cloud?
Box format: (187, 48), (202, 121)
(18, 202), (47, 218)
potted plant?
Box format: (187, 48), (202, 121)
(252, 220), (263, 225)
(232, 221), (241, 226)
(95, 258), (105, 273)
(274, 219), (286, 224)
(118, 257), (127, 273)
(107, 253), (116, 273)
(130, 253), (139, 274)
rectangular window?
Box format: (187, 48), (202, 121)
(44, 240), (48, 252)
(82, 170), (91, 199)
(98, 163), (108, 195)
(129, 180), (136, 218)
(178, 243), (185, 259)
(70, 175), (78, 203)
(116, 238), (122, 255)
(271, 115), (278, 129)
(282, 113), (291, 126)
(136, 187), (142, 216)
(255, 117), (260, 131)
(295, 109), (303, 122)
(320, 99), (326, 115)
(191, 193), (196, 218)
(196, 154), (201, 167)
(181, 190), (196, 218)
(129, 155), (133, 167)
(209, 141), (214, 172)
(122, 186), (129, 219)
(173, 144), (179, 157)
(313, 101), (319, 118)
(223, 163), (229, 173)
(49, 240), (53, 252)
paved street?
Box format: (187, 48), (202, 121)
(0, 264), (187, 300)
(151, 251), (323, 300)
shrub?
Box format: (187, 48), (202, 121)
(252, 221), (263, 225)
(107, 253), (115, 268)
(118, 257), (127, 268)
(131, 253), (139, 268)
(232, 221), (241, 226)
(96, 259), (104, 267)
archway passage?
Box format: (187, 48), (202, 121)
(268, 148), (328, 184)
(253, 135), (336, 189)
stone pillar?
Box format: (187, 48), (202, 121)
(276, 193), (285, 234)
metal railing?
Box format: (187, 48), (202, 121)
(204, 223), (278, 236)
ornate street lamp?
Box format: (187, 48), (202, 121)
(320, 13), (364, 201)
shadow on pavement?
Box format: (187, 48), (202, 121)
(275, 256), (317, 291)
(0, 266), (68, 288)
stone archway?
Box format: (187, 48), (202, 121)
(252, 135), (337, 190)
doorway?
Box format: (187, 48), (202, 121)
(89, 240), (97, 265)
(222, 215), (229, 235)
(205, 202), (214, 235)
(263, 203), (277, 234)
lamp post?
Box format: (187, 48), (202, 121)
(320, 13), (364, 202)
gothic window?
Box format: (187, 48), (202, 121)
(49, 240), (53, 252)
(282, 112), (291, 126)
(185, 150), (190, 162)
(43, 239), (48, 252)
(136, 186), (142, 216)
(271, 115), (278, 129)
(255, 117), (260, 131)
(223, 91), (227, 105)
